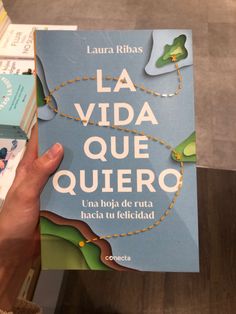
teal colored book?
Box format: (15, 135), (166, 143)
(36, 30), (199, 271)
(0, 74), (35, 139)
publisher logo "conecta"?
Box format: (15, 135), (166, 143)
(105, 255), (131, 262)
(0, 77), (13, 111)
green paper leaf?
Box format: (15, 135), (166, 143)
(156, 34), (188, 68)
(184, 142), (196, 156)
(172, 131), (196, 163)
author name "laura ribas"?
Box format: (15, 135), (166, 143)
(87, 44), (143, 55)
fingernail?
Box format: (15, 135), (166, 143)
(47, 143), (62, 159)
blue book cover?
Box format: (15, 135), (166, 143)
(36, 30), (199, 271)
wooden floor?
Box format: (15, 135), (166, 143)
(56, 168), (236, 314)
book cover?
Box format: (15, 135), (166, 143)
(0, 59), (35, 74)
(0, 74), (35, 138)
(36, 30), (199, 271)
(0, 24), (78, 59)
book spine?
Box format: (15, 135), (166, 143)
(19, 90), (36, 129)
(21, 102), (36, 135)
(0, 127), (27, 139)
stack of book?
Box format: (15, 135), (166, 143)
(0, 6), (79, 299)
(0, 20), (78, 208)
(0, 0), (10, 39)
(0, 73), (36, 207)
(0, 23), (77, 73)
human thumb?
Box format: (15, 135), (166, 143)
(25, 143), (64, 197)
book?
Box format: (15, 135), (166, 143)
(36, 30), (199, 271)
(0, 24), (78, 59)
(0, 59), (35, 74)
(0, 74), (36, 139)
(0, 138), (26, 208)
